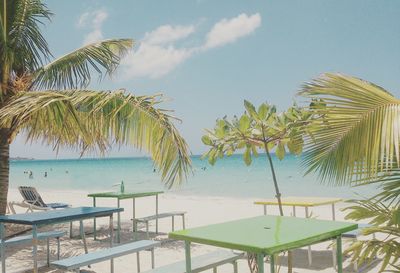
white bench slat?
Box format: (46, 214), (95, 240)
(142, 250), (243, 273)
(135, 212), (186, 222)
(3, 231), (66, 246)
(51, 240), (160, 270)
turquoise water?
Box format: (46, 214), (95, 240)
(9, 155), (376, 199)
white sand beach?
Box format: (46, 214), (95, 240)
(4, 189), (381, 273)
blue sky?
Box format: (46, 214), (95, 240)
(10, 0), (400, 159)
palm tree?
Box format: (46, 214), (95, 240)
(0, 0), (191, 215)
(299, 73), (400, 184)
(299, 73), (400, 271)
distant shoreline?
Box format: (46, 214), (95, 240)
(10, 157), (35, 161)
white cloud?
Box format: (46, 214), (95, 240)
(204, 13), (261, 49)
(120, 23), (197, 79)
(143, 25), (195, 45)
(120, 13), (261, 79)
(121, 44), (193, 79)
(77, 9), (108, 45)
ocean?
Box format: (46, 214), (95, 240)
(9, 154), (377, 199)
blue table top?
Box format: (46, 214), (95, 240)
(0, 207), (123, 225)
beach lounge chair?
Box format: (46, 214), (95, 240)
(8, 186), (69, 214)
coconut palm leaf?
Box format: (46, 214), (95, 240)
(0, 0), (52, 76)
(32, 39), (133, 90)
(299, 73), (400, 185)
(0, 90), (191, 187)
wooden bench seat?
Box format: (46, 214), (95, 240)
(51, 240), (160, 273)
(142, 250), (243, 273)
(2, 230), (65, 266)
(134, 211), (186, 238)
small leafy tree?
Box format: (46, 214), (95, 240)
(202, 100), (311, 272)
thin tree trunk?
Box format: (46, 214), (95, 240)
(264, 144), (293, 273)
(0, 128), (10, 215)
(263, 144), (284, 216)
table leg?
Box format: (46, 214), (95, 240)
(117, 198), (121, 243)
(305, 207), (312, 266)
(32, 225), (38, 273)
(332, 203), (336, 221)
(257, 253), (264, 273)
(263, 205), (267, 215)
(93, 197), (97, 240)
(185, 241), (192, 273)
(79, 220), (91, 269)
(336, 235), (343, 273)
(110, 214), (114, 273)
(80, 220), (88, 254)
(0, 223), (5, 273)
(132, 198), (136, 240)
(292, 206), (296, 217)
(156, 194), (159, 234)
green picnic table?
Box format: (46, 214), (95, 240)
(169, 215), (357, 273)
(88, 191), (163, 242)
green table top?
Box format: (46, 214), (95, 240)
(88, 191), (164, 199)
(169, 215), (357, 255)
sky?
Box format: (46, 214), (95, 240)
(10, 0), (400, 159)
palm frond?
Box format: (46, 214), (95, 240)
(0, 89), (191, 187)
(5, 0), (52, 71)
(32, 39), (133, 90)
(299, 73), (400, 185)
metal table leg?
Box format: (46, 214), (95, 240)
(1, 223), (5, 273)
(185, 241), (192, 273)
(33, 225), (38, 273)
(110, 214), (114, 273)
(132, 198), (136, 240)
(156, 194), (159, 234)
(80, 220), (88, 254)
(332, 203), (336, 221)
(93, 197), (97, 240)
(263, 205), (267, 215)
(336, 235), (343, 273)
(305, 207), (312, 266)
(117, 198), (121, 243)
(257, 253), (265, 273)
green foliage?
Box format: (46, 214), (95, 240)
(202, 100), (310, 166)
(344, 196), (400, 271)
(299, 73), (400, 186)
(299, 73), (400, 272)
(0, 0), (191, 189)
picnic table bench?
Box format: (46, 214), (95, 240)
(2, 230), (65, 266)
(52, 240), (160, 273)
(133, 211), (186, 238)
(142, 250), (243, 273)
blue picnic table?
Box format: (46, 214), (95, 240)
(0, 206), (123, 273)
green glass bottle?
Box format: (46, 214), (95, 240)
(120, 181), (125, 193)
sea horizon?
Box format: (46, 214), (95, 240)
(9, 154), (378, 200)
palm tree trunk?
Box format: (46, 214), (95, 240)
(0, 128), (10, 215)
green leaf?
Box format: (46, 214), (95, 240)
(243, 146), (252, 166)
(275, 143), (285, 160)
(258, 103), (268, 120)
(201, 135), (213, 146)
(244, 100), (258, 119)
(239, 114), (251, 132)
(251, 145), (259, 157)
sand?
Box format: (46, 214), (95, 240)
(3, 188), (381, 273)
